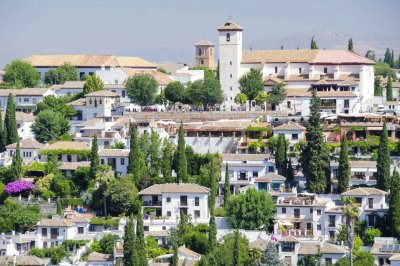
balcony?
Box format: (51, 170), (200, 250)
(143, 201), (162, 207)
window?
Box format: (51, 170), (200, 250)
(230, 61), (232, 66)
(329, 215), (336, 227)
(368, 198), (373, 209)
(167, 211), (171, 217)
(80, 72), (85, 80)
(166, 197), (171, 203)
(162, 226), (166, 230)
(230, 86), (232, 91)
(43, 242), (47, 248)
(42, 228), (47, 237)
(287, 101), (291, 108)
(307, 223), (312, 230)
(180, 196), (187, 206)
(344, 99), (349, 108)
(122, 90), (126, 97)
(50, 228), (59, 239)
(144, 226), (149, 232)
(368, 215), (375, 227)
(120, 158), (125, 165)
(195, 197), (200, 206)
(252, 171), (258, 178)
(78, 227), (84, 234)
(317, 224), (321, 231)
(230, 74), (232, 78)
(200, 60), (204, 65)
(294, 222), (300, 229)
(355, 197), (362, 205)
(317, 209), (321, 216)
(210, 48), (213, 56)
(292, 134), (298, 140)
(23, 98), (29, 102)
(89, 72), (94, 76)
(329, 231), (335, 239)
(226, 33), (230, 42)
(67, 155), (72, 162)
(294, 209), (300, 218)
(325, 258), (332, 265)
(268, 166), (274, 172)
(274, 67), (278, 74)
(282, 207), (286, 214)
(198, 48), (202, 56)
(194, 210), (200, 218)
(281, 242), (295, 252)
(299, 68), (302, 74)
(324, 67), (328, 74)
(310, 208), (313, 214)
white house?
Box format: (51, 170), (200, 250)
(0, 88), (56, 113)
(331, 160), (377, 189)
(38, 141), (90, 163)
(86, 252), (113, 266)
(341, 187), (388, 228)
(52, 81), (85, 97)
(217, 20), (375, 112)
(99, 149), (129, 176)
(5, 139), (44, 165)
(36, 210), (91, 248)
(178, 245), (201, 261)
(0, 232), (37, 256)
(138, 183), (210, 232)
(170, 66), (205, 87)
(0, 111), (35, 140)
(371, 237), (399, 266)
(273, 122), (306, 151)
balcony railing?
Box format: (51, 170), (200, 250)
(143, 201), (162, 206)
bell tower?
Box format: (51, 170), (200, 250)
(195, 39), (215, 70)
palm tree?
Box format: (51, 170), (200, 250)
(95, 164), (115, 216)
(342, 197), (360, 266)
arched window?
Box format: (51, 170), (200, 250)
(94, 99), (97, 107)
(198, 48), (202, 56)
(226, 33), (230, 42)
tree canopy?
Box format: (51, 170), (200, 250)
(126, 73), (158, 107)
(310, 37), (318, 49)
(238, 68), (263, 107)
(44, 63), (78, 85)
(164, 81), (186, 103)
(268, 82), (287, 108)
(3, 60), (40, 88)
(234, 93), (248, 106)
(83, 75), (104, 95)
(31, 110), (70, 143)
(187, 77), (223, 109)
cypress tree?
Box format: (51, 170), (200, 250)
(260, 242), (283, 266)
(376, 119), (391, 190)
(300, 90), (330, 193)
(208, 158), (217, 210)
(140, 131), (150, 167)
(391, 50), (395, 68)
(171, 245), (179, 266)
(348, 38), (354, 52)
(89, 135), (100, 180)
(128, 124), (141, 185)
(161, 138), (173, 183)
(310, 36), (318, 49)
(0, 112), (6, 152)
(286, 158), (295, 188)
(389, 170), (400, 237)
(136, 210), (147, 266)
(175, 122), (188, 182)
(123, 216), (137, 266)
(56, 200), (62, 215)
(232, 230), (240, 266)
(10, 139), (22, 181)
(386, 76), (393, 101)
(275, 134), (286, 176)
(149, 131), (161, 184)
(4, 93), (18, 145)
(208, 210), (217, 252)
(337, 135), (350, 193)
(223, 163), (231, 205)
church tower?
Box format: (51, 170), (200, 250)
(195, 39), (215, 70)
(217, 20), (243, 110)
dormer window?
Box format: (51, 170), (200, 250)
(226, 33), (230, 42)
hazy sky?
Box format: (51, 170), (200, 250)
(0, 0), (399, 67)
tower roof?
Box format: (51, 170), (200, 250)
(217, 20), (244, 31)
(195, 39), (214, 46)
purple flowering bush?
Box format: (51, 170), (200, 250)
(4, 180), (35, 195)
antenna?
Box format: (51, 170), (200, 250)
(229, 12), (232, 20)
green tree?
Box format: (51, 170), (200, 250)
(0, 112), (6, 152)
(373, 77), (382, 96)
(4, 93), (18, 145)
(31, 110), (70, 143)
(213, 231), (250, 266)
(3, 60), (40, 88)
(363, 227), (381, 246)
(44, 63), (78, 85)
(376, 119), (390, 190)
(348, 38), (354, 52)
(260, 242), (283, 266)
(227, 188), (274, 230)
(89, 135), (100, 180)
(161, 138), (173, 182)
(286, 158), (295, 188)
(171, 245), (179, 266)
(164, 81), (186, 103)
(99, 234), (120, 254)
(384, 48), (392, 66)
(338, 135), (350, 193)
(187, 77), (223, 109)
(238, 68), (263, 109)
(10, 140), (22, 181)
(208, 211), (217, 253)
(234, 93), (248, 106)
(56, 200), (62, 215)
(175, 123), (188, 182)
(223, 163), (231, 205)
(374, 62), (395, 78)
(300, 90), (330, 193)
(0, 199), (41, 233)
(126, 73), (158, 108)
(95, 165), (115, 216)
(268, 82), (287, 110)
(109, 140), (125, 149)
(123, 216), (138, 266)
(233, 229), (240, 266)
(254, 91), (269, 109)
(107, 177), (138, 216)
(83, 75), (104, 95)
(386, 75), (393, 101)
(35, 95), (76, 118)
(44, 154), (60, 175)
(149, 130), (161, 183)
(275, 134), (287, 176)
(136, 210), (147, 266)
(311, 36), (318, 49)
(365, 50), (376, 61)
(342, 197), (360, 266)
(389, 169), (400, 237)
(128, 124), (141, 185)
(51, 174), (72, 197)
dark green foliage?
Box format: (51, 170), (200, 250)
(128, 124), (141, 185)
(363, 227), (381, 246)
(123, 216), (138, 266)
(268, 83), (287, 107)
(171, 245), (179, 266)
(4, 93), (18, 145)
(384, 48), (393, 67)
(29, 246), (68, 264)
(300, 90), (330, 193)
(71, 167), (91, 192)
(51, 174), (73, 197)
(275, 134), (287, 175)
(376, 119), (390, 190)
(208, 158), (218, 210)
(374, 62), (395, 78)
(260, 242), (283, 266)
(89, 135), (100, 180)
(0, 112), (6, 152)
(386, 75), (393, 101)
(83, 75), (104, 95)
(286, 158), (295, 188)
(57, 200), (62, 215)
(338, 135), (350, 193)
(0, 199), (41, 233)
(365, 50), (376, 61)
(126, 73), (158, 107)
(35, 95), (76, 118)
(227, 188), (275, 230)
(149, 130), (161, 184)
(175, 123), (188, 182)
(389, 169), (400, 237)
(164, 81), (186, 103)
(107, 177), (138, 216)
(216, 230), (250, 266)
(136, 210), (147, 266)
(238, 68), (263, 107)
(186, 76), (223, 109)
(3, 60), (40, 88)
(297, 253), (322, 266)
(44, 154), (60, 175)
(10, 140), (22, 181)
(31, 110), (70, 143)
(161, 138), (173, 182)
(374, 77), (382, 96)
(223, 163), (231, 205)
(311, 36), (318, 49)
(208, 211), (217, 252)
(99, 234), (120, 254)
(183, 230), (209, 254)
(44, 63), (77, 85)
(348, 38), (354, 51)
(90, 216), (119, 228)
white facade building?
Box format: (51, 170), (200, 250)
(273, 122), (306, 151)
(0, 88), (56, 113)
(331, 160), (377, 189)
(5, 139), (44, 166)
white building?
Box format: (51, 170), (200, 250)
(99, 149), (129, 176)
(371, 237), (399, 266)
(331, 160), (377, 189)
(170, 66), (205, 87)
(0, 88), (56, 113)
(1, 111), (36, 140)
(0, 232), (37, 256)
(138, 183), (210, 232)
(52, 81), (85, 97)
(217, 20), (375, 113)
(341, 187), (388, 228)
(38, 141), (90, 163)
(273, 122), (306, 151)
(5, 139), (44, 165)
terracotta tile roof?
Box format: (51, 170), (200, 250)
(99, 149), (130, 157)
(264, 76), (284, 85)
(279, 235), (299, 243)
(249, 239), (268, 251)
(310, 50), (375, 65)
(148, 230), (169, 237)
(274, 122), (306, 131)
(25, 54), (155, 68)
(51, 81), (85, 90)
(59, 161), (90, 171)
(139, 183), (210, 195)
(242, 49), (318, 63)
(339, 77), (359, 86)
(37, 219), (75, 227)
(78, 118), (104, 127)
(0, 88), (54, 97)
(390, 253), (400, 261)
(217, 20), (244, 31)
(6, 139), (44, 149)
(87, 252), (113, 262)
(285, 88), (357, 97)
(14, 112), (35, 122)
(221, 153), (267, 161)
(341, 187), (387, 196)
(196, 39), (214, 46)
(112, 117), (132, 127)
(85, 90), (120, 97)
(178, 245), (201, 258)
(120, 68), (172, 85)
(42, 141), (90, 151)
(298, 242), (348, 255)
(67, 98), (86, 106)
(0, 255), (47, 266)
(255, 173), (286, 183)
(350, 161), (376, 168)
